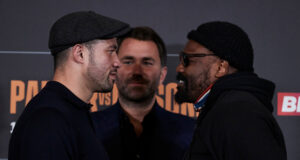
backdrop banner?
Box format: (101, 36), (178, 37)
(1, 1), (300, 159)
(0, 52), (198, 158)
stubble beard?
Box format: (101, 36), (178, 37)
(87, 51), (113, 93)
(117, 74), (159, 108)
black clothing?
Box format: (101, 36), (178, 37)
(187, 21), (254, 72)
(9, 81), (109, 160)
(92, 101), (195, 160)
(185, 72), (287, 160)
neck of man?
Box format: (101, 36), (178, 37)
(119, 95), (155, 137)
(119, 95), (155, 123)
(53, 69), (93, 104)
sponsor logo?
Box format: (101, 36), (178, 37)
(277, 92), (300, 116)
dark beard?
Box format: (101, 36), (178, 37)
(117, 74), (157, 103)
(175, 73), (194, 104)
(175, 69), (212, 104)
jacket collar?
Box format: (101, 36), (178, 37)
(45, 81), (93, 110)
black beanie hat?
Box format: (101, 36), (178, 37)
(187, 21), (254, 72)
(48, 11), (130, 55)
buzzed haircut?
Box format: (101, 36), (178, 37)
(53, 40), (98, 70)
(53, 48), (70, 70)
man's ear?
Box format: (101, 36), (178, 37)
(159, 66), (168, 85)
(71, 44), (85, 64)
(215, 60), (230, 78)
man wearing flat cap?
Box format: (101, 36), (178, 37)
(175, 21), (287, 160)
(9, 11), (130, 160)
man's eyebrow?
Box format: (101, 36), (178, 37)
(120, 56), (134, 60)
(120, 56), (156, 62)
(143, 57), (155, 61)
(108, 44), (117, 50)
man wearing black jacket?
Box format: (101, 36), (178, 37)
(9, 11), (130, 160)
(175, 21), (287, 160)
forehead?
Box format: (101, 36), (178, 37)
(118, 38), (160, 59)
(183, 40), (212, 54)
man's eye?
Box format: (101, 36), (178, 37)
(108, 50), (116, 54)
(188, 58), (198, 64)
(144, 61), (153, 65)
(122, 61), (132, 64)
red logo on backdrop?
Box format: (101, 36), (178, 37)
(277, 92), (300, 116)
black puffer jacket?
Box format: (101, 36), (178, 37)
(184, 72), (287, 160)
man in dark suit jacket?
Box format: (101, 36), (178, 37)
(92, 27), (195, 160)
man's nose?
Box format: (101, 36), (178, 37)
(176, 62), (184, 73)
(112, 53), (120, 68)
(132, 63), (143, 74)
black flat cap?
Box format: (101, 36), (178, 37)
(48, 11), (130, 55)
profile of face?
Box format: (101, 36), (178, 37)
(175, 40), (219, 104)
(116, 38), (167, 103)
(86, 38), (120, 93)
